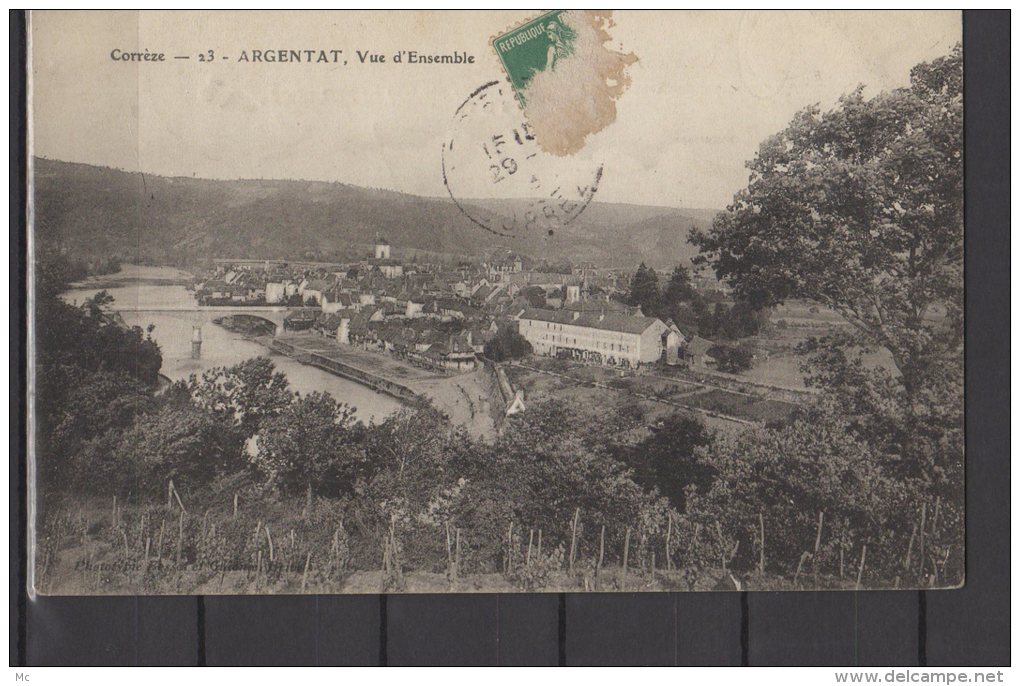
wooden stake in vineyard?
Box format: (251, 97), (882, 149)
(813, 512), (824, 584)
(505, 521), (514, 575)
(918, 502), (927, 579)
(264, 525), (275, 563)
(665, 514), (673, 572)
(445, 522), (454, 576)
(176, 510), (185, 568)
(757, 512), (766, 576)
(454, 528), (461, 579)
(301, 552), (312, 593)
(856, 544), (868, 590)
(622, 527), (631, 589)
(568, 508), (580, 573)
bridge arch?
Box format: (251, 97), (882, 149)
(110, 305), (308, 337)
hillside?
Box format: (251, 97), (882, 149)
(32, 158), (719, 269)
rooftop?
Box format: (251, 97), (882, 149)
(519, 308), (663, 335)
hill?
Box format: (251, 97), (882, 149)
(32, 158), (719, 269)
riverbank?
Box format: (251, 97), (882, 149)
(266, 334), (497, 438)
(267, 337), (421, 404)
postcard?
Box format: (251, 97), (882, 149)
(27, 10), (963, 594)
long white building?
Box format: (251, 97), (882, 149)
(517, 308), (684, 367)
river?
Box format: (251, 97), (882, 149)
(61, 265), (402, 422)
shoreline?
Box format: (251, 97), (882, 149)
(263, 337), (421, 405)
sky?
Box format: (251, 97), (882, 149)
(30, 10), (961, 209)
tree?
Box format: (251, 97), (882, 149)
(34, 288), (164, 491)
(522, 286), (547, 309)
(253, 392), (362, 508)
(484, 326), (533, 362)
(189, 357), (293, 438)
(691, 46), (963, 489)
(692, 46), (962, 402)
(660, 266), (709, 330)
(48, 371), (155, 481)
(89, 403), (243, 497)
(626, 263), (661, 316)
(708, 343), (755, 374)
(684, 417), (910, 582)
(629, 412), (714, 509)
(662, 266), (698, 305)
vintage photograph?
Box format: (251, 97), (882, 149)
(28, 10), (963, 594)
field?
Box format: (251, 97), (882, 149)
(674, 389), (798, 424)
(505, 358), (800, 431)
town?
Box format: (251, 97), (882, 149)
(194, 237), (726, 379)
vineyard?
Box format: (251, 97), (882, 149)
(35, 476), (956, 595)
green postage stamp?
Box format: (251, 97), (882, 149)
(491, 10), (576, 106)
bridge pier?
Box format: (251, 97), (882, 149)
(191, 326), (202, 359)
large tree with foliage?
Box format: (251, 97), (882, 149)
(81, 402), (242, 497)
(626, 263), (661, 316)
(691, 46), (963, 494)
(189, 357), (293, 439)
(253, 392), (362, 508)
(692, 46), (962, 400)
(483, 325), (533, 362)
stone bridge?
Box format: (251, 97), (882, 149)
(110, 305), (318, 336)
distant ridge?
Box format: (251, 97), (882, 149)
(32, 158), (719, 269)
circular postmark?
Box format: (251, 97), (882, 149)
(441, 81), (603, 238)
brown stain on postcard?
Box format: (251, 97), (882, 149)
(520, 11), (637, 156)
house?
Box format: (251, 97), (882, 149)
(517, 308), (683, 368)
(302, 279), (332, 306)
(199, 279), (230, 302)
(405, 299), (426, 318)
(374, 237), (391, 260)
(682, 336), (716, 369)
(374, 259), (404, 279)
(321, 287), (355, 314)
(487, 253), (523, 275)
(265, 282), (288, 304)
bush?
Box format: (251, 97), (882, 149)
(709, 343), (755, 373)
(484, 326), (533, 362)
